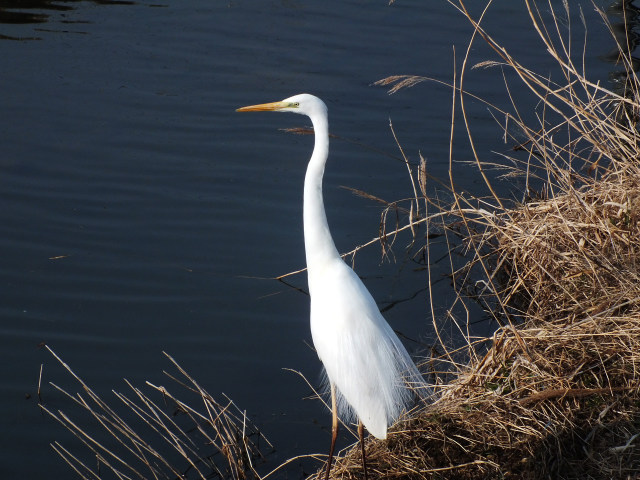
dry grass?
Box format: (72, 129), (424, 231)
(39, 345), (272, 480)
(329, 316), (640, 479)
(318, 0), (640, 479)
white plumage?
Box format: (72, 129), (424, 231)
(309, 255), (425, 439)
(237, 93), (427, 478)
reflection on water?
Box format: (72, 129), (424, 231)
(605, 1), (640, 83)
(0, 0), (134, 40)
(601, 1), (640, 125)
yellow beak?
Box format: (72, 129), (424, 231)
(236, 101), (287, 112)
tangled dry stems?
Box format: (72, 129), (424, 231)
(323, 1), (640, 479)
(329, 315), (640, 480)
(494, 177), (640, 324)
(39, 346), (271, 480)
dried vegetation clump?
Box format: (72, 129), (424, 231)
(331, 315), (640, 479)
(324, 1), (640, 479)
(496, 180), (640, 324)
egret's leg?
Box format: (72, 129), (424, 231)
(358, 420), (369, 480)
(324, 383), (338, 480)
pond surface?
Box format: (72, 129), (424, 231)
(0, 0), (619, 477)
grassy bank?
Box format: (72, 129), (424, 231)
(324, 1), (640, 478)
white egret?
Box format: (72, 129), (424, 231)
(237, 94), (427, 480)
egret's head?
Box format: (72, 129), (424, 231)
(236, 93), (327, 118)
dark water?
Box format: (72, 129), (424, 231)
(0, 0), (617, 478)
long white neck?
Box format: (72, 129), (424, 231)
(303, 111), (340, 283)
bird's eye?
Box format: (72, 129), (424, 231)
(292, 102), (299, 107)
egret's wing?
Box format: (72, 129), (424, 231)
(310, 259), (427, 439)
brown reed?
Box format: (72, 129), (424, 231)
(319, 1), (640, 478)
